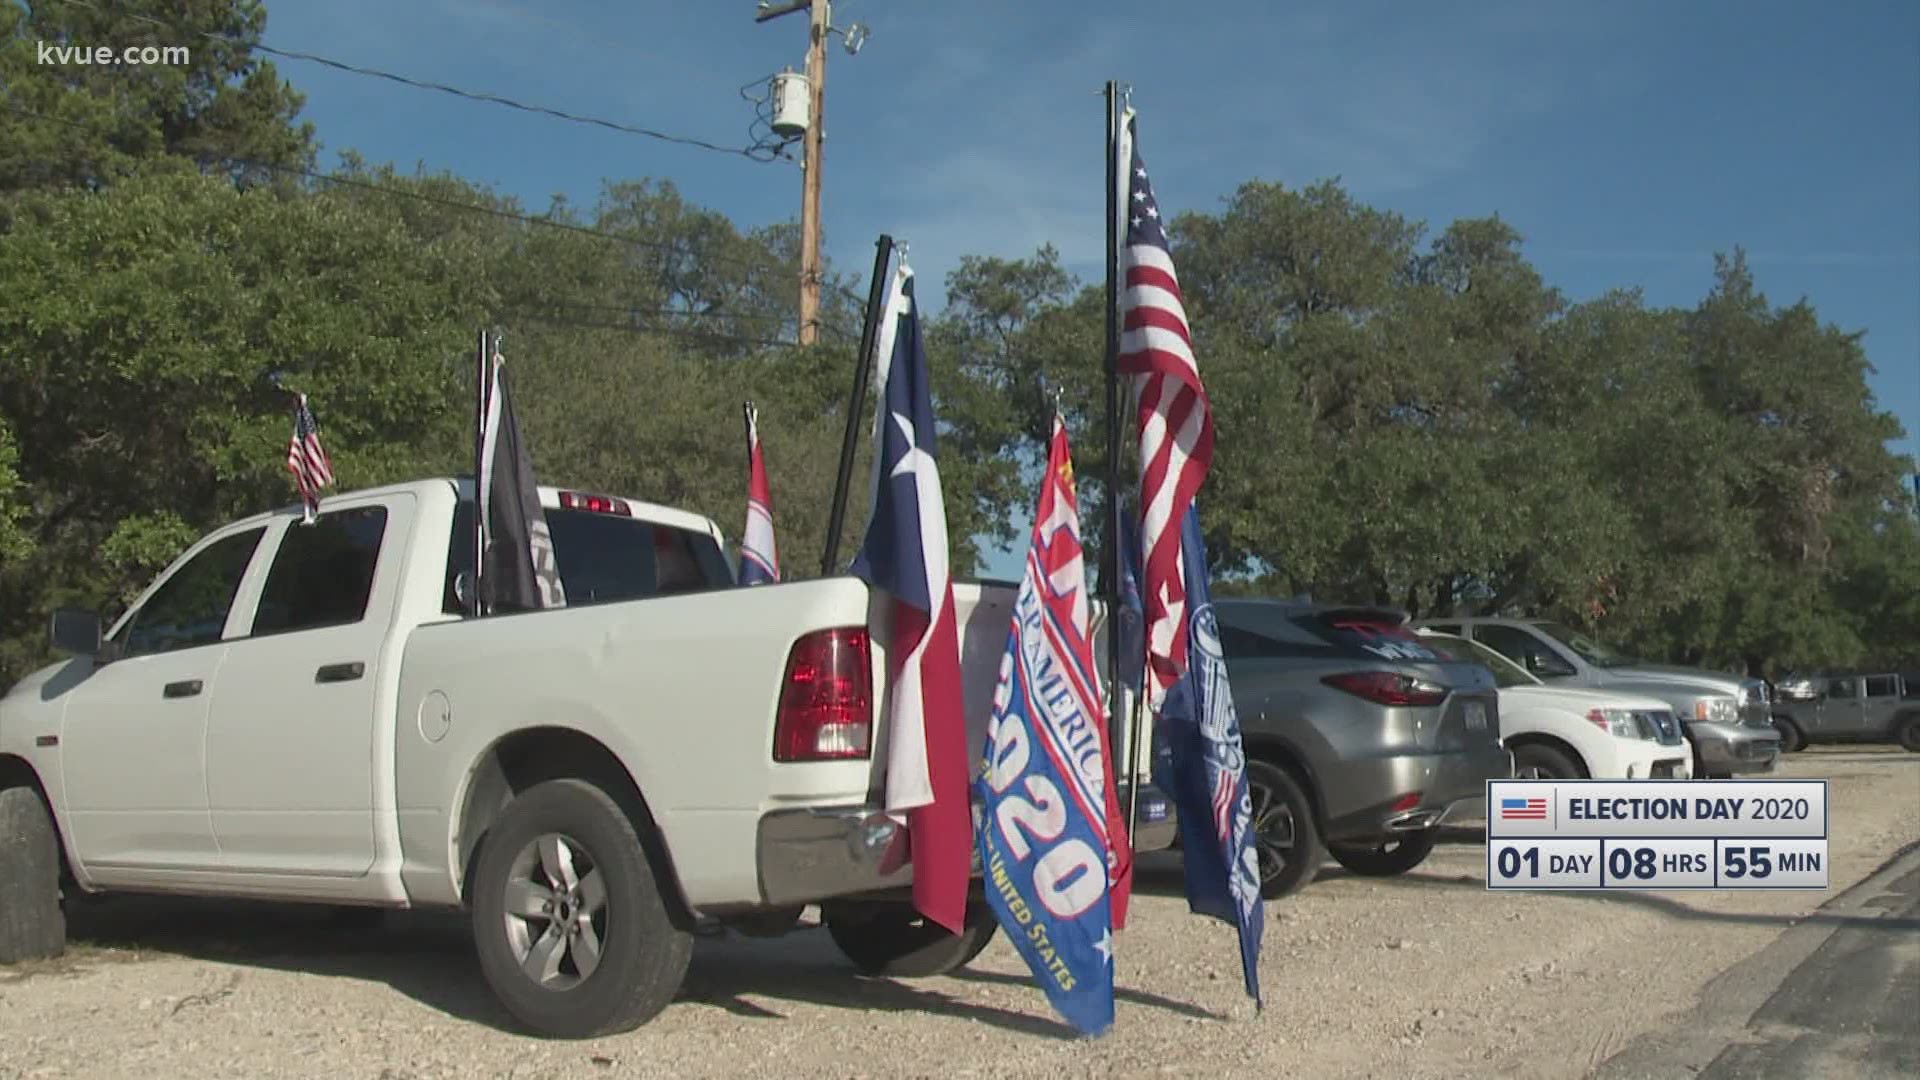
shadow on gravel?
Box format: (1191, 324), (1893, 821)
(58, 893), (1219, 1039)
(62, 895), (511, 1027)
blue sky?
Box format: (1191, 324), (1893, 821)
(263, 0), (1919, 574)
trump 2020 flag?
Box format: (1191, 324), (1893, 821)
(739, 401), (780, 586)
(1152, 503), (1264, 1008)
(976, 414), (1131, 1036)
(478, 340), (566, 613)
(848, 256), (971, 934)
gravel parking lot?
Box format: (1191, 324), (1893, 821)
(2, 747), (1915, 1080)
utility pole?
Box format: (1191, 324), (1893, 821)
(756, 0), (830, 346)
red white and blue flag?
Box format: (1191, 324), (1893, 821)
(976, 413), (1130, 1035)
(286, 393), (334, 525)
(1117, 109), (1215, 715)
(1119, 108), (1263, 1007)
(738, 402), (780, 586)
(849, 257), (972, 934)
(1500, 797), (1548, 820)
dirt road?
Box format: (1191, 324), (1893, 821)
(2, 747), (1915, 1079)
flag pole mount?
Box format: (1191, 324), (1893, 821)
(821, 233), (896, 576)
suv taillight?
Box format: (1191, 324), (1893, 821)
(1321, 671), (1449, 707)
(774, 628), (873, 762)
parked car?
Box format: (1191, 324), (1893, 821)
(1412, 617), (1780, 779)
(1206, 599), (1512, 900)
(1769, 671), (1920, 752)
(1415, 630), (1693, 780)
(0, 477), (1176, 1036)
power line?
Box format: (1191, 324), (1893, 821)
(51, 0), (770, 161)
(0, 103), (786, 276)
(4, 98), (873, 331)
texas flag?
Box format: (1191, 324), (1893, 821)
(738, 401), (780, 586)
(848, 256), (971, 934)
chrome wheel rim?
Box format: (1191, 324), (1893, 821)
(502, 833), (609, 990)
(1247, 776), (1296, 884)
(1514, 764), (1555, 780)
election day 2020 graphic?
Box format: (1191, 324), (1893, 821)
(1483, 779), (1829, 892)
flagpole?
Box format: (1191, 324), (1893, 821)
(471, 328), (488, 619)
(1103, 81), (1138, 852)
(821, 232), (895, 576)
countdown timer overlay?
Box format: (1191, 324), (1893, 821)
(1483, 779), (1829, 891)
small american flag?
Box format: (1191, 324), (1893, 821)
(1500, 797), (1549, 821)
(1117, 109), (1215, 712)
(286, 393), (334, 524)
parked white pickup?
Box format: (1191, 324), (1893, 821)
(1417, 630), (1693, 780)
(0, 477), (1173, 1037)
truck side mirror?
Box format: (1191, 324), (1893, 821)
(1527, 651), (1576, 678)
(49, 609), (103, 656)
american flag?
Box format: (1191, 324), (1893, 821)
(1117, 110), (1215, 711)
(1500, 797), (1549, 820)
(286, 393), (334, 524)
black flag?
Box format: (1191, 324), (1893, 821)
(478, 343), (566, 612)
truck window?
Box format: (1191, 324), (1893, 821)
(116, 527), (267, 657)
(251, 507), (388, 636)
(1864, 675), (1899, 698)
(1825, 677), (1858, 700)
(443, 500), (731, 614)
(1903, 673), (1920, 700)
(1471, 624), (1560, 671)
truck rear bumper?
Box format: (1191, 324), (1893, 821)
(755, 781), (1179, 908)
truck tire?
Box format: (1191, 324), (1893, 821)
(1898, 714), (1920, 753)
(1326, 828), (1439, 877)
(0, 785), (66, 965)
(1771, 717), (1806, 753)
(822, 899), (999, 978)
(1512, 742), (1584, 780)
(1246, 759), (1323, 900)
(470, 778), (691, 1038)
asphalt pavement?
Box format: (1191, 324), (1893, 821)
(1594, 840), (1920, 1079)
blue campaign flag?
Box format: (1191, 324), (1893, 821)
(974, 424), (1120, 1035)
(1151, 502), (1264, 1007)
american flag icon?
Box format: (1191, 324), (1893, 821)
(1500, 797), (1548, 820)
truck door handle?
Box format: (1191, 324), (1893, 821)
(163, 679), (203, 699)
(315, 662), (365, 684)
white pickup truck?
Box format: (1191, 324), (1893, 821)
(0, 478), (1173, 1037)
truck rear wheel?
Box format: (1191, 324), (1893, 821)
(470, 778), (691, 1038)
(821, 899), (998, 978)
(1898, 714), (1920, 753)
(0, 784), (66, 964)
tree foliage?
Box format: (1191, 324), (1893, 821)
(0, 0), (1913, 688)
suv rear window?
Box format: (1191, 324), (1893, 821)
(443, 500), (731, 613)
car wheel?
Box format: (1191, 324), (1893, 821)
(1899, 715), (1920, 753)
(0, 785), (66, 964)
(1326, 827), (1439, 877)
(1511, 743), (1584, 781)
(470, 778), (692, 1039)
(1245, 759), (1322, 900)
(822, 899), (999, 978)
(1772, 717), (1806, 753)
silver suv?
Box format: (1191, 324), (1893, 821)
(1208, 600), (1513, 899)
(1413, 617), (1780, 778)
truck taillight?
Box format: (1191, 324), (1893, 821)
(1321, 671), (1449, 707)
(557, 490), (631, 516)
(774, 628), (872, 762)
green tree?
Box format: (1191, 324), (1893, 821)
(0, 0), (313, 196)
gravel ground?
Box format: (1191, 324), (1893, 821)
(2, 746), (1916, 1080)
